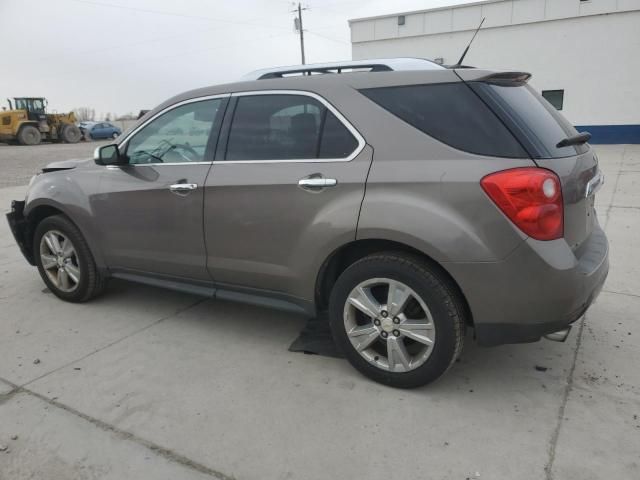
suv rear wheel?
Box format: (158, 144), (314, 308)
(34, 215), (106, 302)
(329, 252), (465, 388)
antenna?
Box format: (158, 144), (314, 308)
(453, 17), (485, 68)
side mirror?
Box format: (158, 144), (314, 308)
(94, 144), (126, 166)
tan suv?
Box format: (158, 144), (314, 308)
(7, 59), (608, 388)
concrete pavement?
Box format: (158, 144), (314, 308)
(1, 145), (639, 479)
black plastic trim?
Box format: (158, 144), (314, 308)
(6, 200), (35, 265)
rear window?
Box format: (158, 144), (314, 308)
(359, 83), (528, 158)
(319, 111), (359, 158)
(470, 83), (587, 159)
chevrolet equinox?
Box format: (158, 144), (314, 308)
(7, 58), (609, 388)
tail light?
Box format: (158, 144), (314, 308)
(481, 168), (563, 241)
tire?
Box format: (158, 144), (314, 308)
(329, 252), (465, 388)
(33, 215), (106, 303)
(111, 132), (119, 139)
(61, 124), (82, 143)
(17, 125), (41, 145)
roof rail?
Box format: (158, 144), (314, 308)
(241, 58), (445, 81)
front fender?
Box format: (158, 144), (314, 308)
(24, 168), (107, 270)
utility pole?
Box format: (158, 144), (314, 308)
(293, 3), (307, 65)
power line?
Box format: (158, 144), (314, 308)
(306, 30), (350, 45)
(36, 31), (294, 84)
(68, 0), (292, 31)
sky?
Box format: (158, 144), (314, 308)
(0, 0), (476, 118)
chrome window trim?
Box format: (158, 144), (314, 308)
(105, 162), (213, 169)
(213, 89), (366, 164)
(116, 93), (231, 167)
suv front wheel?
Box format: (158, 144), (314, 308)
(34, 215), (106, 302)
(329, 252), (465, 388)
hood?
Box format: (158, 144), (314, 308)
(42, 158), (93, 173)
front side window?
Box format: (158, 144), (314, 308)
(126, 98), (224, 164)
(225, 94), (359, 161)
(31, 99), (45, 112)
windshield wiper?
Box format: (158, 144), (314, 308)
(556, 131), (591, 148)
(134, 150), (164, 163)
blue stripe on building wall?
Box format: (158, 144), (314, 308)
(574, 125), (640, 144)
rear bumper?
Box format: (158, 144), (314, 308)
(446, 223), (609, 346)
(6, 200), (35, 265)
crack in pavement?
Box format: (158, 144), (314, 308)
(0, 381), (236, 480)
(544, 313), (587, 480)
(20, 297), (208, 389)
(0, 297), (236, 479)
(610, 205), (640, 210)
(602, 289), (640, 299)
(544, 150), (625, 480)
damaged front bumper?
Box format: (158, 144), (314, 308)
(6, 200), (35, 265)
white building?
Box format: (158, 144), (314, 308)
(349, 0), (640, 143)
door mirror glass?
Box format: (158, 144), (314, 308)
(94, 144), (123, 165)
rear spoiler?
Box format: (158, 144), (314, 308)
(475, 72), (532, 86)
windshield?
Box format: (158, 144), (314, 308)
(471, 83), (588, 159)
(14, 98), (45, 113)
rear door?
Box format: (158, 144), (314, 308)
(94, 95), (228, 281)
(203, 90), (371, 300)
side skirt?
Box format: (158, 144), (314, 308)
(110, 271), (314, 316)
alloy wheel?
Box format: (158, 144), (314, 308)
(343, 278), (436, 373)
(39, 230), (81, 293)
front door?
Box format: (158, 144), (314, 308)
(203, 91), (371, 300)
(94, 96), (228, 281)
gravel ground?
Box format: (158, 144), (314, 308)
(0, 141), (109, 188)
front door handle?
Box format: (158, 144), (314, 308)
(169, 183), (198, 195)
(298, 178), (338, 190)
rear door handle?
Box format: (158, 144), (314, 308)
(298, 178), (338, 190)
(169, 183), (198, 195)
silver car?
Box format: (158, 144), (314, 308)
(7, 59), (608, 388)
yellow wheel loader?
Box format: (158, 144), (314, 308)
(0, 97), (82, 145)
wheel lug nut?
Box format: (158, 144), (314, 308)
(393, 330), (400, 337)
(381, 331), (388, 338)
(393, 317), (400, 324)
(381, 311), (388, 318)
(374, 319), (381, 326)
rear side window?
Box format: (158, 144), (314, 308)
(471, 83), (586, 158)
(359, 83), (528, 158)
(225, 94), (359, 161)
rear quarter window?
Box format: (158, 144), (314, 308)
(359, 83), (528, 158)
(470, 83), (586, 159)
